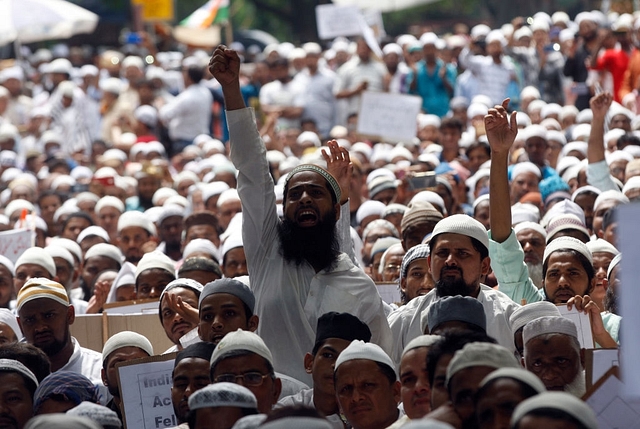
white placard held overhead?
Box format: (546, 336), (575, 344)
(117, 354), (177, 429)
(315, 4), (363, 39)
(357, 91), (423, 141)
(557, 305), (594, 349)
(0, 229), (33, 263)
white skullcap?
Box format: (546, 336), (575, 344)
(0, 359), (38, 387)
(402, 335), (442, 358)
(157, 205), (184, 225)
(586, 238), (619, 256)
(546, 130), (567, 146)
(446, 342), (520, 387)
(485, 30), (507, 46)
(217, 189), (241, 208)
(259, 418), (332, 429)
(67, 402), (121, 428)
(420, 32), (439, 46)
(366, 168), (396, 185)
(571, 124), (591, 142)
(594, 190), (628, 212)
(49, 58), (73, 74)
(514, 221), (547, 239)
(25, 414), (103, 429)
(70, 166), (93, 181)
(222, 233), (243, 259)
(382, 43), (403, 56)
(183, 239), (218, 260)
(511, 203), (540, 225)
(296, 131), (322, 148)
(402, 420), (455, 429)
(431, 214), (489, 252)
(513, 26), (533, 40)
(77, 226), (110, 244)
(95, 196), (124, 214)
(0, 308), (23, 340)
(623, 176), (640, 195)
(45, 246), (74, 268)
(152, 187), (178, 206)
(356, 200), (386, 225)
(15, 248), (56, 277)
(480, 367), (546, 393)
(418, 153), (441, 167)
(520, 86), (541, 100)
(0, 255), (15, 276)
(122, 55), (144, 69)
(134, 105), (158, 128)
(335, 340), (395, 376)
(117, 211), (156, 235)
(417, 114), (441, 129)
(471, 94), (493, 108)
(99, 77), (122, 95)
(544, 235), (592, 266)
(511, 391), (597, 429)
(102, 331), (153, 362)
(552, 11), (570, 24)
(189, 382), (257, 411)
(467, 102), (489, 119)
(522, 125), (548, 142)
(410, 191), (447, 215)
(511, 162), (542, 180)
(202, 182), (230, 203)
(134, 251), (176, 280)
(471, 24), (491, 39)
(84, 243), (123, 266)
(211, 329), (273, 368)
(570, 185), (601, 204)
(531, 19), (550, 32)
(508, 301), (561, 335)
(302, 42), (322, 55)
(5, 199), (35, 218)
(523, 316), (578, 347)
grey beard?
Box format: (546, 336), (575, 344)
(526, 261), (544, 289)
(564, 368), (587, 398)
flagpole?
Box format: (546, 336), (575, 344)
(224, 18), (233, 45)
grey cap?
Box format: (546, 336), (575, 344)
(510, 392), (598, 429)
(67, 401), (122, 428)
(188, 382), (257, 410)
(424, 296), (486, 334)
(509, 301), (562, 335)
(199, 278), (255, 313)
(446, 342), (520, 387)
(25, 414), (103, 429)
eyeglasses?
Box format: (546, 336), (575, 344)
(214, 372), (271, 386)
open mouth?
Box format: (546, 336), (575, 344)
(296, 209), (318, 227)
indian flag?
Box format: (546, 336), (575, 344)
(181, 0), (230, 28)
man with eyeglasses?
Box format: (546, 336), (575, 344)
(380, 243), (406, 282)
(210, 329), (282, 414)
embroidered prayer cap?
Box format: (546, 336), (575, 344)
(545, 214), (590, 243)
(16, 278), (69, 312)
(479, 367), (546, 393)
(199, 278), (255, 313)
(67, 401), (122, 428)
(522, 316), (578, 346)
(508, 301), (561, 335)
(284, 164), (341, 203)
(102, 331), (153, 363)
(334, 340), (396, 378)
(510, 392), (598, 429)
(425, 296), (486, 335)
(400, 201), (443, 233)
(188, 382), (257, 411)
(445, 342), (520, 387)
(211, 329), (273, 369)
(84, 243), (123, 266)
(401, 335), (442, 358)
(134, 251), (176, 281)
(314, 312), (372, 351)
(15, 247), (56, 277)
(399, 244), (430, 282)
(543, 236), (592, 266)
(33, 372), (99, 414)
(430, 214), (489, 253)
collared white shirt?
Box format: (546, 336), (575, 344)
(159, 83), (212, 141)
(59, 337), (107, 404)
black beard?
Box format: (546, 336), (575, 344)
(277, 211), (340, 271)
(435, 271), (476, 298)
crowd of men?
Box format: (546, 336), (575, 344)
(0, 6), (635, 429)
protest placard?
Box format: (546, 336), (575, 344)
(117, 353), (177, 429)
(376, 282), (401, 305)
(104, 298), (161, 315)
(557, 304), (594, 349)
(315, 4), (363, 39)
(0, 228), (33, 263)
(585, 348), (619, 389)
(583, 368), (640, 429)
(357, 91), (423, 141)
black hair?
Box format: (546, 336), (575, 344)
(62, 211), (94, 231)
(602, 206), (618, 232)
(429, 234), (489, 260)
(542, 249), (595, 294)
(179, 257), (222, 276)
(426, 330), (497, 388)
(268, 58), (289, 69)
(440, 117), (463, 134)
(0, 343), (51, 383)
(37, 190), (65, 208)
(617, 133), (640, 150)
(515, 408), (589, 429)
(465, 141), (491, 159)
(186, 66), (204, 83)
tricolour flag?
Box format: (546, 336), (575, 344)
(181, 0), (230, 28)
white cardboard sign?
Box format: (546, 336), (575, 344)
(315, 4), (363, 39)
(557, 304), (594, 349)
(0, 228), (33, 263)
(357, 91), (422, 141)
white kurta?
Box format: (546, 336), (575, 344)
(277, 388), (345, 428)
(228, 108), (392, 384)
(59, 337), (107, 404)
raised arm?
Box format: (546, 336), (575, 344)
(209, 45), (245, 111)
(586, 92), (619, 191)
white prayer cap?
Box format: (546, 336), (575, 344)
(544, 235), (592, 267)
(470, 24), (491, 39)
(25, 414), (102, 429)
(99, 77), (122, 95)
(520, 86), (540, 100)
(586, 238), (619, 256)
(402, 420), (455, 429)
(521, 125), (548, 142)
(152, 187), (178, 206)
(334, 340), (395, 376)
(397, 34), (418, 47)
(48, 58), (73, 74)
(134, 105), (158, 127)
(531, 19), (550, 32)
(0, 255), (15, 276)
(5, 199), (35, 218)
(513, 221), (547, 239)
(511, 391), (597, 429)
(356, 200), (386, 225)
(45, 246), (74, 268)
(508, 301), (561, 335)
(593, 190), (628, 212)
(0, 66), (24, 82)
(94, 166), (118, 179)
(15, 248), (56, 277)
(479, 367), (546, 393)
(157, 205), (184, 225)
(95, 196), (125, 214)
(523, 315), (578, 347)
(418, 153), (440, 168)
(351, 142), (373, 159)
(623, 176), (640, 196)
(117, 211), (156, 235)
(417, 114), (441, 129)
(122, 55), (144, 69)
(259, 417), (332, 429)
(512, 202), (539, 224)
(382, 43), (403, 56)
(49, 238), (82, 263)
(471, 94), (493, 108)
(485, 30), (507, 46)
(366, 168), (395, 185)
(552, 11), (570, 25)
(217, 189), (241, 208)
(211, 329), (273, 369)
(545, 214), (590, 242)
(410, 191), (447, 215)
(134, 251), (176, 280)
(419, 32), (439, 46)
(173, 170), (199, 187)
(513, 26), (533, 41)
(84, 243), (123, 266)
(77, 226), (109, 244)
(467, 102), (489, 119)
(222, 233), (243, 260)
(402, 335), (442, 358)
(102, 331), (153, 362)
(0, 308), (23, 340)
(606, 150), (633, 165)
(430, 214), (489, 252)
(189, 382), (257, 411)
(202, 182), (230, 203)
(79, 64), (99, 77)
(0, 359), (38, 388)
(302, 42), (322, 55)
(67, 402), (121, 428)
(51, 175), (76, 191)
(183, 239), (218, 260)
(511, 162), (542, 180)
(446, 342), (520, 387)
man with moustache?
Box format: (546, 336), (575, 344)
(513, 222), (547, 289)
(209, 45), (391, 385)
(0, 359), (40, 429)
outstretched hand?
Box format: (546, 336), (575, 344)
(484, 99), (517, 156)
(590, 92), (613, 119)
(322, 140), (352, 205)
(166, 293), (200, 326)
(209, 45), (241, 87)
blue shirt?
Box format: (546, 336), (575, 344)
(409, 59), (457, 117)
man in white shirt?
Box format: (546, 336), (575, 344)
(209, 45), (392, 385)
(259, 57), (304, 130)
